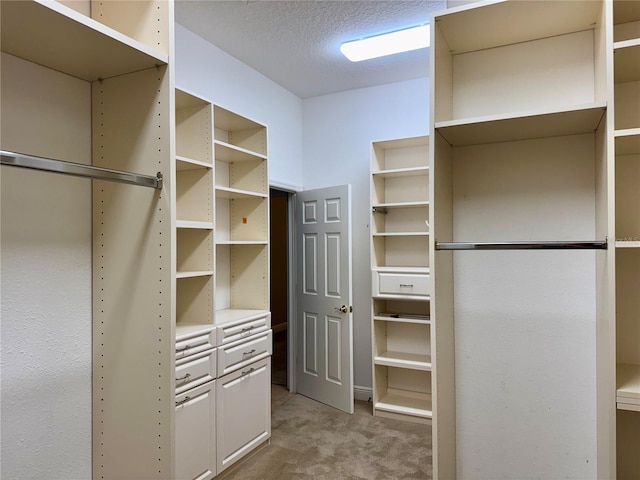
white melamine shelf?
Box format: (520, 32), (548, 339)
(615, 129), (640, 155)
(176, 324), (216, 342)
(436, 0), (601, 55)
(375, 352), (432, 371)
(176, 156), (213, 171)
(176, 220), (214, 230)
(215, 309), (270, 326)
(215, 186), (268, 200)
(373, 232), (429, 237)
(373, 201), (429, 209)
(214, 140), (266, 162)
(375, 392), (432, 419)
(373, 314), (431, 325)
(0, 0), (167, 81)
(176, 271), (214, 279)
(616, 241), (640, 248)
(436, 103), (607, 147)
(216, 240), (268, 245)
(617, 364), (640, 411)
(372, 167), (429, 178)
(614, 39), (640, 83)
(374, 266), (430, 274)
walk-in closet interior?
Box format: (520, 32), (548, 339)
(1, 1), (638, 479)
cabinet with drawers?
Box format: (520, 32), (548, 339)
(370, 136), (433, 424)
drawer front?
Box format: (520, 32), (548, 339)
(176, 330), (216, 360)
(375, 272), (430, 297)
(176, 348), (217, 395)
(218, 330), (272, 377)
(217, 314), (271, 345)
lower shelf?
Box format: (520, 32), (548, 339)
(617, 363), (640, 411)
(374, 389), (433, 419)
(374, 351), (432, 370)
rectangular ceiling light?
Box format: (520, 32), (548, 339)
(340, 24), (430, 62)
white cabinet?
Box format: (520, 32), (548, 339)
(175, 380), (217, 480)
(370, 136), (433, 427)
(216, 357), (271, 474)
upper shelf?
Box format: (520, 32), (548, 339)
(436, 103), (606, 147)
(614, 39), (640, 83)
(214, 140), (267, 163)
(615, 128), (640, 156)
(0, 0), (168, 82)
(372, 167), (429, 178)
(435, 0), (602, 55)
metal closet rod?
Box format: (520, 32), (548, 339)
(1, 150), (163, 190)
(436, 240), (608, 250)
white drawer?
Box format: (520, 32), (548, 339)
(176, 329), (216, 360)
(217, 330), (272, 377)
(217, 314), (270, 346)
(176, 348), (217, 395)
(374, 270), (430, 298)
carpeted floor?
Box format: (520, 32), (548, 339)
(219, 386), (432, 480)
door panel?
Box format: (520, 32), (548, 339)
(295, 185), (353, 414)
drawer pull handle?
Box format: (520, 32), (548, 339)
(176, 344), (191, 352)
(241, 367), (256, 377)
(243, 349), (257, 357)
(175, 396), (191, 407)
(399, 284), (414, 288)
(176, 373), (191, 382)
(241, 326), (254, 332)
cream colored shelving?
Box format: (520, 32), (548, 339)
(175, 89), (215, 336)
(431, 1), (610, 479)
(614, 1), (640, 477)
(370, 136), (432, 426)
(214, 105), (270, 325)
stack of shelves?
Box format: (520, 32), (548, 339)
(370, 136), (432, 424)
(174, 88), (217, 480)
(214, 105), (270, 323)
(431, 1), (609, 478)
(213, 105), (272, 475)
(613, 1), (640, 477)
(175, 88), (215, 331)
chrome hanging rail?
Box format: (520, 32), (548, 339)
(1, 150), (163, 190)
(435, 240), (608, 250)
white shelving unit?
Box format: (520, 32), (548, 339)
(430, 1), (610, 479)
(370, 136), (432, 426)
(613, 2), (640, 477)
(214, 105), (270, 323)
(213, 104), (271, 475)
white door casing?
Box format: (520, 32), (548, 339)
(295, 185), (354, 414)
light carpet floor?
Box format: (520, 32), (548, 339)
(219, 388), (432, 480)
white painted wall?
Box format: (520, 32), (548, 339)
(175, 24), (303, 191)
(1, 53), (92, 480)
(301, 80), (430, 390)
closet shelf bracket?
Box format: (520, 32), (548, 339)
(1, 150), (163, 190)
(435, 240), (608, 250)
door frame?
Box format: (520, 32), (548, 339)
(269, 183), (299, 394)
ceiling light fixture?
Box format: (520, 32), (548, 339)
(340, 24), (431, 62)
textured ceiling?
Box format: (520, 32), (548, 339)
(175, 0), (446, 99)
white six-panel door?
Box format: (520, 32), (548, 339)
(295, 185), (354, 414)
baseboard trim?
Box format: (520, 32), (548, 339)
(354, 385), (373, 402)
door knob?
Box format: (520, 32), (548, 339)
(335, 305), (352, 313)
